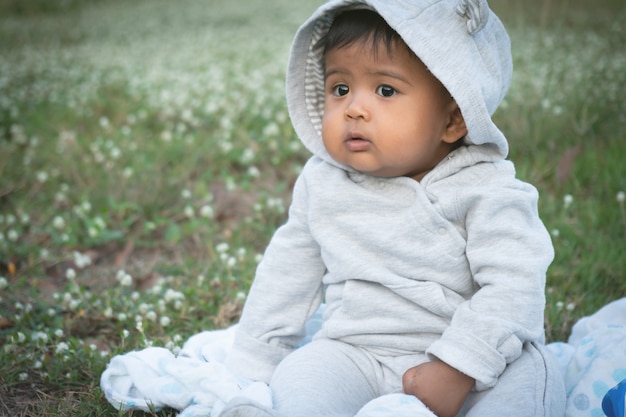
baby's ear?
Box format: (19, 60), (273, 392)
(443, 102), (468, 144)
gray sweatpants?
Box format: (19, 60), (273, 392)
(268, 338), (566, 417)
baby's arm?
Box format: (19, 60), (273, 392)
(225, 161), (326, 383)
(402, 359), (474, 417)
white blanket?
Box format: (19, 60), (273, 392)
(101, 298), (626, 417)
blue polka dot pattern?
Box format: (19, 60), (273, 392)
(613, 368), (626, 382)
(593, 381), (609, 398)
(573, 393), (590, 410)
(590, 408), (605, 417)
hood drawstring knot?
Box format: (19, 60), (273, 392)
(456, 0), (489, 34)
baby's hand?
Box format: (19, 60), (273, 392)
(402, 359), (474, 417)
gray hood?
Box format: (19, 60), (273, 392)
(285, 0), (512, 164)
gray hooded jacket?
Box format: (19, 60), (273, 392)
(225, 0), (553, 391)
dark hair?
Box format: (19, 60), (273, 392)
(317, 9), (405, 57)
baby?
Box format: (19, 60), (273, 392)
(222, 1), (566, 416)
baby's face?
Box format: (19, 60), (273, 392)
(321, 39), (462, 181)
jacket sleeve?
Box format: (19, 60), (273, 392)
(426, 170), (553, 390)
(224, 160), (326, 383)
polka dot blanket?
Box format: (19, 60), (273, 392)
(100, 298), (626, 417)
(545, 297), (626, 417)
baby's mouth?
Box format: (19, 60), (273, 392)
(345, 131), (369, 142)
(345, 135), (371, 151)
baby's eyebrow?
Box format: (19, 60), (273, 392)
(324, 67), (348, 80)
(368, 70), (412, 85)
(324, 67), (412, 86)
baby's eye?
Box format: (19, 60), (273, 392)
(376, 85), (397, 97)
(332, 84), (349, 96)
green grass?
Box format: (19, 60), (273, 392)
(0, 0), (625, 415)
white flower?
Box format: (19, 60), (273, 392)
(109, 146), (121, 159)
(617, 191), (625, 203)
(19, 372), (28, 381)
(55, 342), (70, 354)
(7, 229), (18, 242)
(240, 148), (255, 164)
(160, 316), (171, 327)
(262, 122), (279, 137)
(164, 289), (184, 303)
(0, 277), (7, 290)
(66, 268), (76, 280)
(200, 205), (214, 219)
(165, 341), (181, 355)
(94, 216), (105, 229)
(36, 171), (49, 183)
(138, 303), (150, 315)
(161, 130), (173, 142)
(54, 329), (64, 338)
(32, 331), (48, 343)
(247, 166), (260, 178)
(563, 194), (574, 208)
(146, 310), (157, 322)
(52, 216), (66, 230)
(116, 270), (133, 287)
(219, 140), (233, 153)
(55, 191), (67, 203)
(73, 252), (92, 269)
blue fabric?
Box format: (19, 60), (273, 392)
(602, 379), (626, 417)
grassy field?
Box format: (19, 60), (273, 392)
(1, 0), (625, 415)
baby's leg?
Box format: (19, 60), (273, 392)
(462, 342), (566, 417)
(270, 338), (383, 417)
